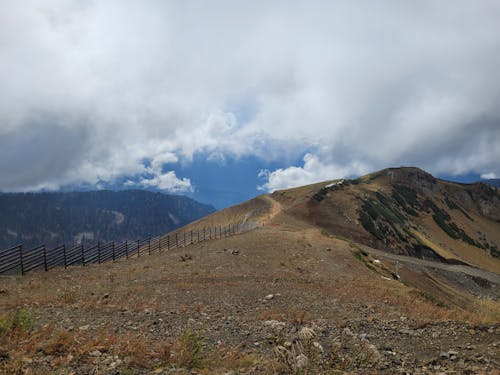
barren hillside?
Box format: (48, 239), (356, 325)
(1, 167), (499, 374)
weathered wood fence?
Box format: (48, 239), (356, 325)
(0, 222), (257, 275)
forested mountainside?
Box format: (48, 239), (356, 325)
(0, 190), (215, 249)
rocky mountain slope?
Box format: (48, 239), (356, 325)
(269, 167), (500, 273)
(0, 190), (215, 249)
(483, 178), (500, 188)
(1, 167), (498, 374)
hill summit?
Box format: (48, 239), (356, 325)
(269, 166), (500, 271)
(1, 167), (499, 374)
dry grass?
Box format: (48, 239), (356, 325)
(0, 315), (259, 374)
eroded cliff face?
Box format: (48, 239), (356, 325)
(467, 183), (500, 221)
(382, 167), (439, 194)
(377, 167), (499, 222)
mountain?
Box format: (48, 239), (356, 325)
(482, 178), (500, 188)
(178, 167), (500, 271)
(173, 166), (500, 307)
(275, 167), (500, 271)
(1, 167), (499, 373)
(0, 190), (215, 249)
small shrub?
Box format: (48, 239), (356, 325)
(12, 309), (33, 331)
(393, 185), (418, 206)
(173, 324), (205, 369)
(0, 309), (34, 337)
(490, 245), (499, 258)
(0, 315), (12, 336)
(274, 327), (323, 374)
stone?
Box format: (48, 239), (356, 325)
(313, 341), (324, 353)
(264, 294), (274, 300)
(78, 325), (90, 331)
(263, 320), (286, 332)
(342, 327), (354, 336)
(448, 350), (459, 361)
(440, 352), (450, 359)
(296, 354), (309, 369)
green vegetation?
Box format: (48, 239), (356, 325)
(312, 180), (351, 201)
(358, 193), (408, 242)
(352, 248), (377, 273)
(364, 196), (405, 224)
(393, 185), (418, 206)
(391, 186), (419, 216)
(0, 309), (34, 337)
(415, 291), (447, 308)
(0, 191), (215, 249)
(359, 210), (385, 240)
(444, 197), (474, 221)
(174, 324), (205, 369)
(444, 197), (459, 210)
(426, 199), (483, 249)
(490, 245), (499, 259)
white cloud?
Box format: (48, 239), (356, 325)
(481, 172), (497, 179)
(258, 153), (369, 192)
(139, 171), (192, 193)
(0, 1), (499, 192)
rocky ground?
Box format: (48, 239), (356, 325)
(1, 224), (499, 374)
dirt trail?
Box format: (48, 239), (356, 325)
(259, 194), (283, 223)
(361, 245), (500, 285)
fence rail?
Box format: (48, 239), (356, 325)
(0, 221), (258, 276)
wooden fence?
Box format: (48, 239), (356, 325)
(0, 221), (258, 276)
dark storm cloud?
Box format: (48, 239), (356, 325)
(1, 1), (499, 192)
(0, 120), (91, 190)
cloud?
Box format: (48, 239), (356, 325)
(139, 171), (192, 193)
(137, 152), (192, 193)
(258, 153), (369, 192)
(1, 1), (499, 193)
(481, 172), (497, 180)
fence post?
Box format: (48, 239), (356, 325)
(112, 242), (115, 261)
(125, 241), (129, 259)
(43, 244), (48, 272)
(167, 235), (170, 250)
(63, 244), (67, 268)
(19, 245), (24, 275)
(175, 233), (178, 248)
(137, 239), (140, 257)
(148, 239), (151, 255)
(159, 237), (162, 252)
(183, 232), (186, 246)
(97, 241), (101, 264)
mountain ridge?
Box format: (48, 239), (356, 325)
(177, 166), (500, 273)
(0, 189), (215, 249)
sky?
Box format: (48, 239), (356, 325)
(0, 1), (499, 208)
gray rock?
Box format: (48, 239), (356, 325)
(440, 352), (450, 359)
